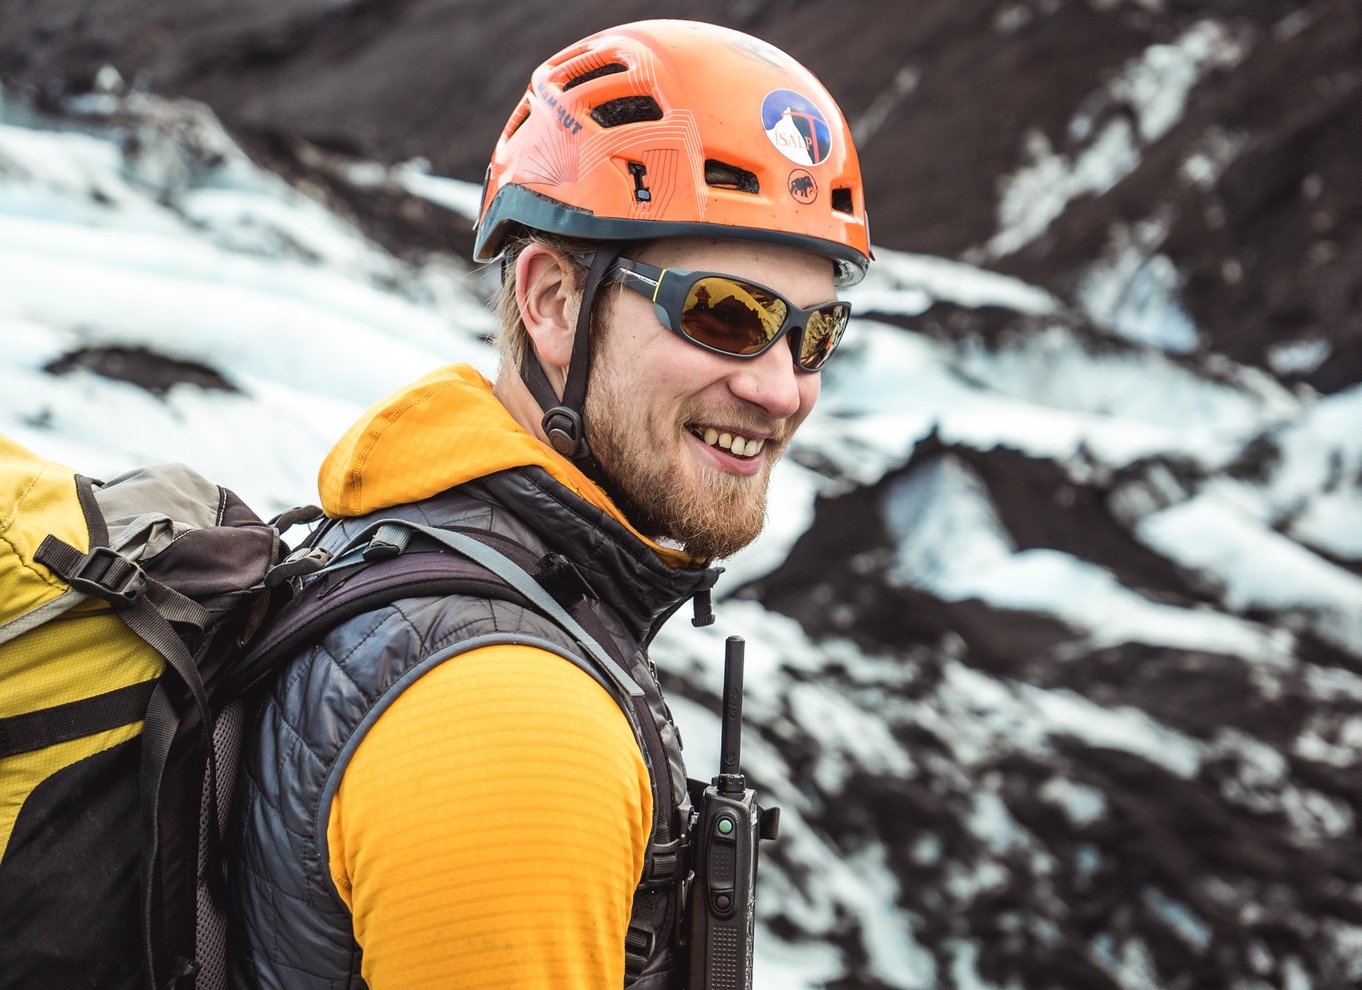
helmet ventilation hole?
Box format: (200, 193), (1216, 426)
(590, 96), (664, 127)
(563, 63), (627, 90)
(704, 160), (760, 195)
(503, 96), (532, 141)
(831, 188), (855, 214)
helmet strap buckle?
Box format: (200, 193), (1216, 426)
(542, 405), (590, 459)
(517, 244), (624, 465)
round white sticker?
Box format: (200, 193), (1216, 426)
(761, 89), (833, 166)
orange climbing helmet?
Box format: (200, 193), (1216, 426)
(473, 19), (872, 285)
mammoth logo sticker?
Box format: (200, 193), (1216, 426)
(762, 89), (832, 167)
(788, 168), (817, 204)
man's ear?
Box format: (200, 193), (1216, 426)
(516, 245), (579, 388)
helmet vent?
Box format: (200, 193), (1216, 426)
(590, 96), (664, 128)
(504, 96), (532, 141)
(563, 63), (627, 91)
(704, 160), (760, 195)
(831, 187), (855, 214)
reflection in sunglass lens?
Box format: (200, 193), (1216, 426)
(800, 304), (850, 369)
(681, 277), (788, 355)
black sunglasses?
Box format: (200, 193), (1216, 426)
(583, 255), (852, 372)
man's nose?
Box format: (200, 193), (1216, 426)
(726, 334), (807, 419)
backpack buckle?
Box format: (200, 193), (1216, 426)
(638, 835), (688, 890)
(363, 522), (412, 561)
(66, 546), (149, 603)
(264, 546), (333, 588)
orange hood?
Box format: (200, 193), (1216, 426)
(318, 364), (692, 568)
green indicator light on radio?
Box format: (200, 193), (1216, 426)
(718, 817), (734, 835)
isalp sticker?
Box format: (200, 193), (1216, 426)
(761, 89), (832, 167)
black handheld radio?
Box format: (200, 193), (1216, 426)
(686, 636), (780, 989)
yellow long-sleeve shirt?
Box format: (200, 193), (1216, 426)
(312, 364), (697, 988)
(328, 645), (652, 988)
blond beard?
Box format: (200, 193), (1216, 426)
(584, 374), (774, 561)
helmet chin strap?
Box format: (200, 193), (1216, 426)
(519, 245), (624, 463)
(517, 242), (699, 559)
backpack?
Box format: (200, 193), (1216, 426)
(0, 434), (672, 990)
(0, 433), (323, 990)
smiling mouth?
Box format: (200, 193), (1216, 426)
(687, 425), (767, 459)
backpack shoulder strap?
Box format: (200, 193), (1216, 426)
(299, 518), (643, 699)
(240, 517), (639, 698)
(237, 543), (540, 687)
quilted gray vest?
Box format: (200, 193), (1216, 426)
(230, 466), (719, 989)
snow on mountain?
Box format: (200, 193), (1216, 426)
(0, 84), (494, 513)
(4, 17), (1362, 983)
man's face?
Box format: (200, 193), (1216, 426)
(584, 237), (835, 560)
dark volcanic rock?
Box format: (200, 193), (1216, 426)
(4, 0), (1359, 386)
(747, 435), (1218, 668)
(742, 408), (1362, 987)
(44, 345), (239, 398)
(999, 1), (1362, 391)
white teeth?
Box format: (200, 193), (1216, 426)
(691, 426), (766, 458)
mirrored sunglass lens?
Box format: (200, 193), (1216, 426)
(799, 304), (850, 369)
(681, 277), (788, 354)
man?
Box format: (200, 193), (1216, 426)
(230, 18), (870, 990)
